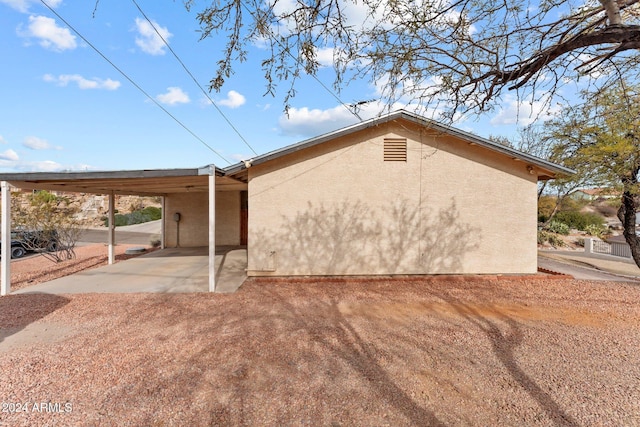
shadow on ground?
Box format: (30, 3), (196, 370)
(0, 293), (70, 344)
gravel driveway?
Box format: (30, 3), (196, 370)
(0, 276), (639, 426)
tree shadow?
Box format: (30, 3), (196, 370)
(426, 286), (581, 426)
(0, 292), (70, 344)
(261, 287), (446, 426)
(73, 281), (585, 425)
(250, 197), (481, 275)
(127, 288), (447, 425)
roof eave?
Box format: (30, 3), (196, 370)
(0, 165), (224, 182)
(224, 110), (574, 179)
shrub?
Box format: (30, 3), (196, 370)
(548, 234), (565, 247)
(537, 230), (548, 245)
(537, 231), (565, 247)
(559, 197), (588, 212)
(585, 223), (608, 238)
(103, 207), (162, 227)
(538, 196), (557, 223)
(113, 214), (129, 227)
(547, 221), (570, 235)
(141, 206), (162, 221)
(554, 210), (605, 231)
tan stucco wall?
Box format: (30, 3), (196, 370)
(247, 120), (539, 276)
(164, 191), (241, 247)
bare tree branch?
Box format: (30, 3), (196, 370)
(182, 0), (640, 118)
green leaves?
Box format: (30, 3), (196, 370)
(541, 81), (640, 267)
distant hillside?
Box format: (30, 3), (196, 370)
(12, 191), (162, 228)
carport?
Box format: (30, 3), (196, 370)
(0, 165), (248, 295)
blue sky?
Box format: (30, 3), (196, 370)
(1, 0), (563, 172)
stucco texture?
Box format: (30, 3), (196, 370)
(164, 191), (241, 247)
(247, 119), (538, 276)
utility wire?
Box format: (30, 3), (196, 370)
(39, 0), (232, 165)
(239, 0), (365, 121)
(132, 0), (259, 156)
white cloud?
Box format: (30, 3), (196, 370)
(1, 0), (62, 13)
(156, 87), (190, 105)
(278, 100), (457, 138)
(278, 105), (361, 137)
(0, 157), (88, 172)
(490, 94), (561, 126)
(316, 48), (335, 67)
(0, 135), (6, 144)
(23, 136), (61, 150)
(134, 17), (172, 55)
(229, 153), (250, 162)
(0, 149), (19, 161)
(43, 74), (121, 90)
(20, 160), (64, 172)
(218, 90), (246, 108)
(20, 15), (77, 51)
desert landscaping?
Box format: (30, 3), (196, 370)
(1, 263), (639, 425)
(2, 0), (640, 423)
(0, 192), (639, 425)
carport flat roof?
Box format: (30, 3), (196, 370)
(0, 165), (246, 196)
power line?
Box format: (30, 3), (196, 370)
(238, 0), (365, 122)
(38, 0), (232, 165)
(132, 0), (259, 157)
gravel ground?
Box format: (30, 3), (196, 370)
(0, 272), (639, 426)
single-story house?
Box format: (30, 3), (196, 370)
(0, 110), (572, 294)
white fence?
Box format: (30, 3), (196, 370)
(585, 238), (632, 259)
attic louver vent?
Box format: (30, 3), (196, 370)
(384, 138), (407, 161)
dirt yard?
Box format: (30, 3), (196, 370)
(0, 272), (639, 426)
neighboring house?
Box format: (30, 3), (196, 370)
(570, 188), (619, 201)
(0, 110), (571, 292)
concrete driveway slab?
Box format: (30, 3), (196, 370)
(538, 250), (640, 283)
(12, 247), (247, 294)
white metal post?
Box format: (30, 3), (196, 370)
(108, 191), (115, 265)
(584, 237), (593, 255)
(208, 169), (216, 292)
(1, 182), (10, 296)
(161, 196), (166, 250)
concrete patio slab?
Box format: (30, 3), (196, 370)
(12, 246), (247, 294)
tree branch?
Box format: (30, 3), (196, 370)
(471, 25), (640, 91)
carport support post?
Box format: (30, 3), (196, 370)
(208, 170), (216, 292)
(1, 181), (10, 296)
(108, 191), (115, 265)
(160, 196), (166, 250)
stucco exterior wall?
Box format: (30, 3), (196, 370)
(164, 191), (241, 247)
(247, 120), (538, 276)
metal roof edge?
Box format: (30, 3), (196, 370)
(401, 112), (575, 176)
(223, 111), (406, 175)
(198, 165), (225, 176)
(223, 110), (574, 177)
(0, 165), (223, 182)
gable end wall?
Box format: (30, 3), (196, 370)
(247, 121), (538, 276)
